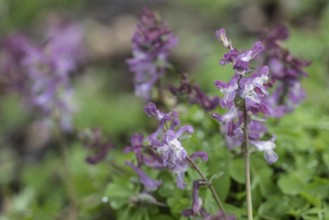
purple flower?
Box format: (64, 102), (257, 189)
(0, 23), (85, 131)
(127, 8), (177, 100)
(260, 25), (310, 115)
(124, 133), (163, 169)
(125, 161), (162, 192)
(182, 180), (209, 218)
(144, 102), (208, 188)
(213, 28), (278, 163)
(0, 35), (35, 94)
(124, 133), (145, 167)
(216, 28), (233, 50)
(214, 74), (239, 108)
(239, 66), (270, 109)
(150, 126), (192, 189)
(251, 137), (278, 164)
(190, 151), (209, 162)
(45, 22), (85, 76)
(216, 29), (264, 75)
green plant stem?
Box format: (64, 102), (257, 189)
(53, 120), (77, 220)
(186, 156), (227, 219)
(242, 104), (253, 220)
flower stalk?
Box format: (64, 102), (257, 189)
(186, 156), (227, 219)
(242, 105), (253, 220)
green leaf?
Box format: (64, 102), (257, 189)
(322, 152), (329, 169)
(278, 174), (305, 196)
(104, 176), (137, 209)
(257, 195), (289, 218)
(167, 197), (190, 217)
(229, 158), (245, 184)
(117, 207), (151, 220)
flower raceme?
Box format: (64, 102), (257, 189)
(144, 102), (208, 189)
(260, 25), (310, 116)
(0, 22), (84, 131)
(127, 8), (177, 101)
(213, 28), (278, 164)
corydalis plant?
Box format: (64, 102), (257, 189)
(261, 25), (310, 116)
(143, 102), (227, 217)
(213, 29), (278, 164)
(127, 8), (177, 101)
(144, 102), (208, 189)
(0, 22), (84, 131)
(213, 28), (279, 220)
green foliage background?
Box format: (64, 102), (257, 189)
(1, 0), (329, 219)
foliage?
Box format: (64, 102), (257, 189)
(1, 0), (329, 220)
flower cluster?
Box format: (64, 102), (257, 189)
(0, 22), (84, 131)
(169, 73), (220, 111)
(261, 25), (310, 115)
(213, 29), (278, 164)
(144, 102), (208, 189)
(127, 8), (177, 100)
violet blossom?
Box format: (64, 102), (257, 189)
(213, 28), (278, 164)
(124, 133), (163, 169)
(261, 24), (310, 115)
(144, 102), (208, 189)
(125, 161), (162, 192)
(216, 29), (264, 75)
(0, 22), (84, 131)
(182, 180), (209, 218)
(127, 8), (177, 100)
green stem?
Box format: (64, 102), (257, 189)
(53, 119), (77, 220)
(186, 156), (227, 219)
(242, 104), (253, 220)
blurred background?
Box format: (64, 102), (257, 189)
(0, 0), (329, 219)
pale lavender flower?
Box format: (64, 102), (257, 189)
(0, 22), (84, 131)
(261, 24), (310, 116)
(125, 161), (162, 192)
(145, 102), (208, 188)
(214, 74), (239, 108)
(251, 137), (278, 164)
(182, 180), (209, 218)
(0, 35), (34, 95)
(213, 28), (278, 163)
(124, 133), (163, 169)
(45, 22), (85, 76)
(127, 8), (177, 100)
(124, 133), (145, 167)
(216, 28), (264, 75)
